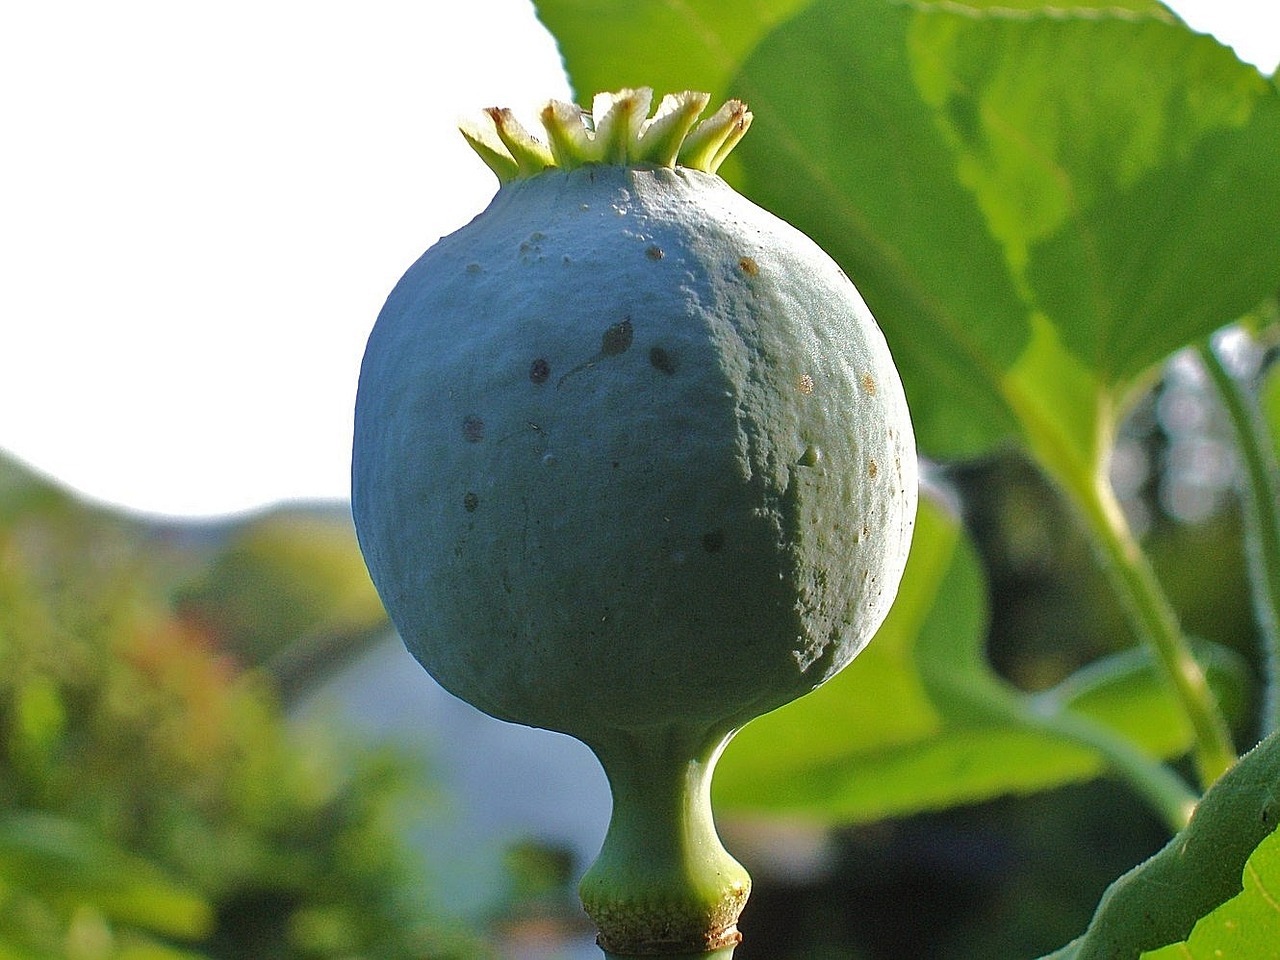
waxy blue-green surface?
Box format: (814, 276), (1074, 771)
(352, 162), (917, 744)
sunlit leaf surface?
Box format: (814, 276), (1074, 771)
(1141, 826), (1280, 958)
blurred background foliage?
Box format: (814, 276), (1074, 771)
(0, 452), (501, 960)
(5, 1), (1280, 958)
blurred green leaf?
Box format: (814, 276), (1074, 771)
(1262, 355), (1280, 463)
(176, 509), (387, 670)
(1042, 731), (1280, 960)
(0, 938), (55, 960)
(0, 812), (213, 939)
(0, 452), (76, 526)
(1140, 826), (1280, 959)
(114, 946), (209, 960)
(716, 494), (1236, 823)
(1043, 641), (1249, 747)
(13, 676), (65, 762)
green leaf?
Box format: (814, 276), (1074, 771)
(1141, 827), (1280, 959)
(1042, 641), (1250, 750)
(731, 0), (1280, 466)
(1041, 730), (1280, 960)
(0, 938), (55, 960)
(114, 944), (211, 960)
(538, 1), (1280, 463)
(728, 0), (1031, 458)
(534, 0), (811, 104)
(1261, 354), (1280, 464)
(909, 6), (1280, 382)
(714, 495), (1233, 824)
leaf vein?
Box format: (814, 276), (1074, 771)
(1246, 857), (1280, 915)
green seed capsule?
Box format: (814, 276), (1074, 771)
(352, 88), (917, 956)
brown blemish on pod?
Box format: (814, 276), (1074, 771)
(462, 415), (485, 443)
(463, 492), (479, 512)
(530, 358), (551, 384)
(861, 373), (877, 396)
(557, 317), (636, 386)
(649, 346), (678, 375)
(601, 318), (634, 355)
(646, 245), (664, 260)
(867, 459), (879, 479)
(738, 256), (759, 276)
(797, 374), (814, 395)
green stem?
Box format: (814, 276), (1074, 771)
(580, 727), (750, 956)
(1022, 696), (1199, 831)
(1003, 324), (1235, 793)
(1198, 337), (1280, 737)
(1075, 476), (1236, 789)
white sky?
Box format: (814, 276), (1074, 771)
(1, 1), (1277, 519)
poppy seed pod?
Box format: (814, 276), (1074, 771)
(352, 89), (917, 956)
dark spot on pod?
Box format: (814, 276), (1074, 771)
(861, 372), (877, 396)
(463, 492), (479, 512)
(738, 256), (759, 276)
(530, 358), (551, 384)
(602, 318), (634, 356)
(649, 346), (678, 375)
(612, 461), (620, 469)
(462, 415), (485, 443)
(868, 459), (879, 479)
(646, 245), (664, 260)
(702, 530), (726, 553)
